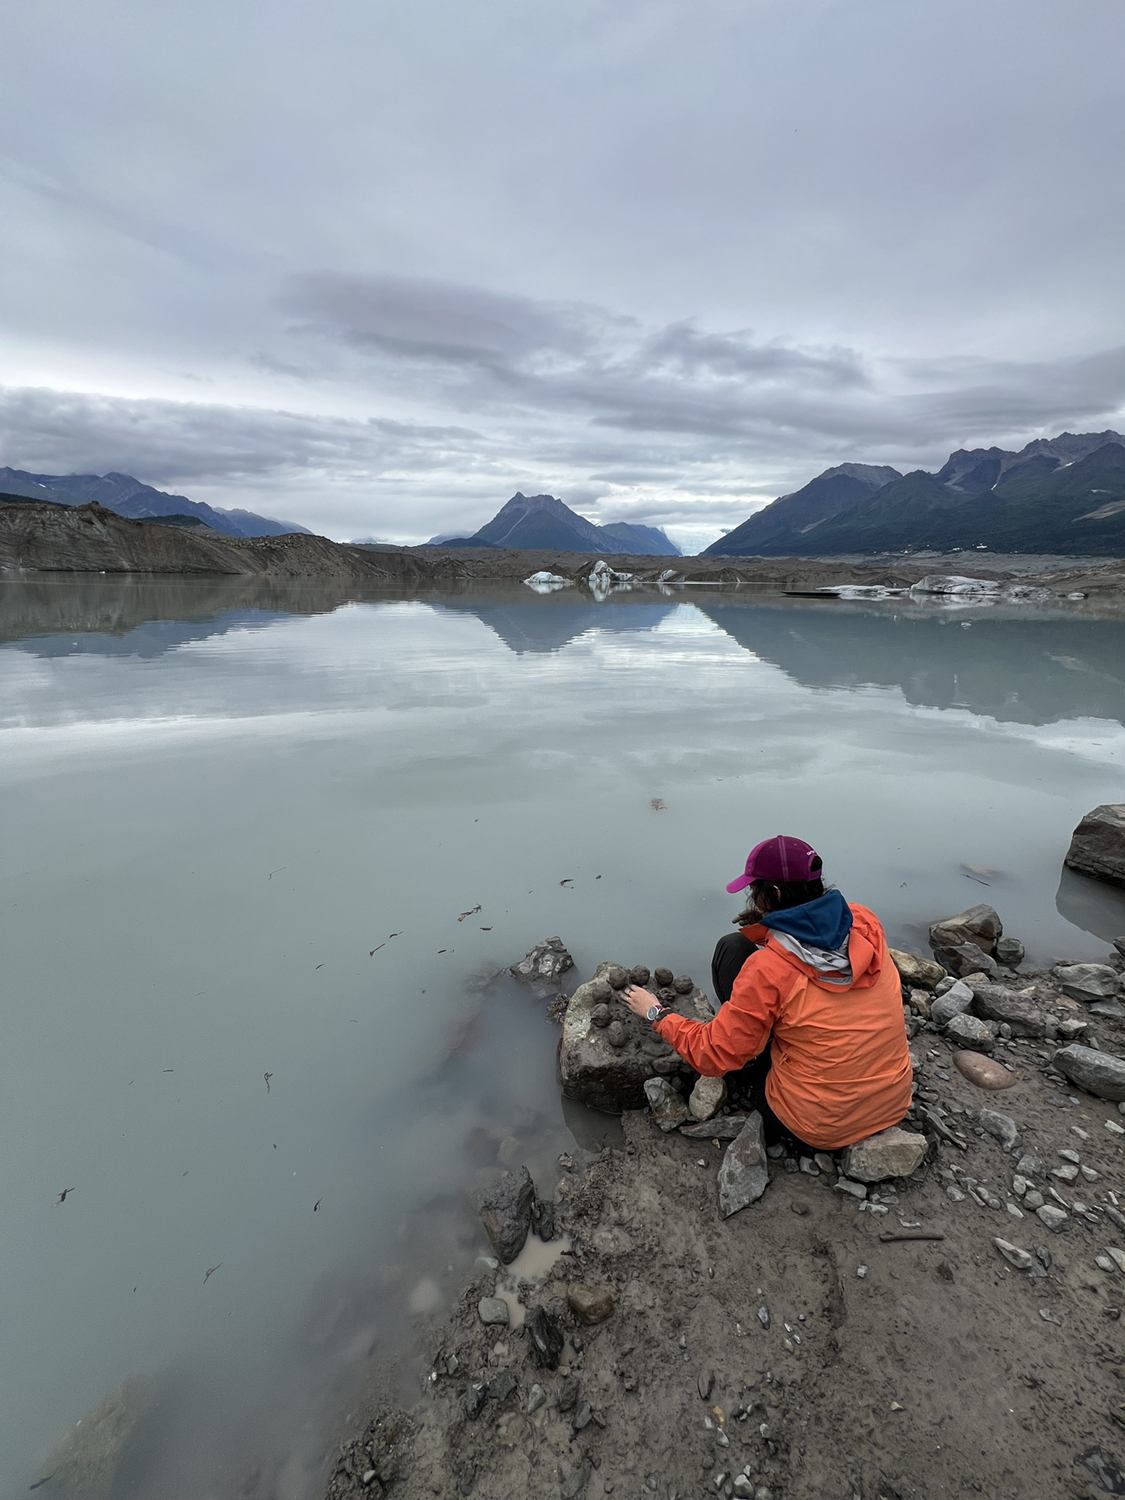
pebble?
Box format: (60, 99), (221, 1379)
(953, 1050), (1017, 1090)
(477, 1297), (510, 1326)
(1107, 1120), (1125, 1135)
(834, 1178), (867, 1200)
(947, 1186), (966, 1202)
(1012, 1175), (1028, 1196)
(857, 1265), (869, 1279)
(1038, 1308), (1062, 1325)
(1058, 1148), (1081, 1164)
(814, 1152), (835, 1173)
(1006, 1202), (1024, 1219)
(488, 1370), (517, 1403)
(1036, 1204), (1069, 1233)
(757, 1305), (771, 1329)
(567, 1284), (615, 1326)
(994, 1238), (1035, 1270)
(1024, 1190), (1045, 1210)
(1052, 1165), (1080, 1182)
(979, 1109), (1021, 1151)
(1015, 1154), (1043, 1177)
(690, 1075), (728, 1122)
(526, 1383), (546, 1413)
(1109, 1248), (1125, 1274)
(799, 1156), (819, 1176)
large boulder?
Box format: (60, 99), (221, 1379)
(717, 1112), (769, 1216)
(969, 982), (1049, 1038)
(1052, 1044), (1125, 1101)
(929, 904), (1003, 955)
(1052, 963), (1120, 1003)
(557, 963), (710, 1113)
(932, 942), (1000, 979)
(1065, 804), (1125, 888)
(469, 1167), (536, 1263)
(888, 949), (946, 990)
(842, 1126), (927, 1183)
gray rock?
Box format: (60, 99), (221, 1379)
(1064, 803), (1125, 888)
(689, 1075), (728, 1122)
(1091, 1001), (1125, 1021)
(757, 1304), (771, 1328)
(526, 1306), (563, 1369)
(944, 1013), (996, 1051)
(488, 1370), (517, 1402)
(979, 1109), (1021, 1151)
(630, 965), (651, 986)
(567, 1284), (615, 1325)
(970, 983), (1049, 1038)
(645, 1076), (690, 1132)
(1024, 1189), (1045, 1210)
(572, 1401), (592, 1432)
(526, 1383), (546, 1414)
(531, 1195), (556, 1242)
(1053, 963), (1121, 1003)
(1015, 1153), (1043, 1177)
(1052, 1043), (1125, 1101)
(799, 1156), (819, 1175)
(681, 1114), (751, 1140)
(996, 937), (1025, 967)
(934, 943), (1000, 979)
(929, 903), (1003, 954)
(464, 1381), (486, 1420)
(931, 980), (975, 1027)
(653, 966), (674, 986)
(718, 1112), (770, 1217)
(842, 1126), (928, 1183)
(889, 948), (947, 989)
(1036, 1204), (1069, 1233)
(557, 1377), (580, 1413)
(478, 1296), (510, 1325)
(1057, 1017), (1091, 1039)
(469, 1166), (535, 1263)
(510, 937), (574, 990)
(673, 974), (695, 994)
(834, 1177), (867, 1200)
(994, 1238), (1035, 1270)
(561, 1469), (591, 1499)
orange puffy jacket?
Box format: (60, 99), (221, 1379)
(654, 903), (912, 1150)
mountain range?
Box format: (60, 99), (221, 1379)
(703, 432), (1125, 557)
(431, 493), (681, 555)
(0, 468), (310, 538)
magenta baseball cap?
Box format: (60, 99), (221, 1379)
(726, 836), (821, 893)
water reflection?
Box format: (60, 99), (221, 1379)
(3, 575), (1124, 1498)
(8, 577), (1125, 728)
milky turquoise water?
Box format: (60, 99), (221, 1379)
(2, 577), (1124, 1498)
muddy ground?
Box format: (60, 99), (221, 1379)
(322, 958), (1125, 1500)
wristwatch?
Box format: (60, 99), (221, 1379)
(645, 1002), (667, 1023)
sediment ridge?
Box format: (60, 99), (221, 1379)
(4, 498), (1125, 597)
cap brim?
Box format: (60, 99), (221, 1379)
(725, 874), (752, 894)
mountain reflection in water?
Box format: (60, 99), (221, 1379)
(6, 577), (1125, 729)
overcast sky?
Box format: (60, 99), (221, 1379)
(1, 0), (1123, 548)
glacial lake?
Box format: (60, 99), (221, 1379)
(3, 575), (1125, 1499)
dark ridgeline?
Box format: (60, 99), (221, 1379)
(0, 466), (310, 538)
(703, 431), (1125, 557)
(432, 492), (681, 556)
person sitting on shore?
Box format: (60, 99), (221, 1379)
(622, 835), (912, 1153)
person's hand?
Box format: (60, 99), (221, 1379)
(622, 984), (655, 1018)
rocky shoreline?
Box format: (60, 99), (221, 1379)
(4, 498), (1125, 600)
(323, 876), (1125, 1500)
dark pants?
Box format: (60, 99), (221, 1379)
(710, 932), (816, 1154)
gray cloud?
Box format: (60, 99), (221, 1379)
(0, 0), (1123, 545)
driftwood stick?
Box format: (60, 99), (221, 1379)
(878, 1231), (946, 1243)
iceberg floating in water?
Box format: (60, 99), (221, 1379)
(523, 571), (574, 594)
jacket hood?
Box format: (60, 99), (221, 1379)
(760, 889), (853, 952)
